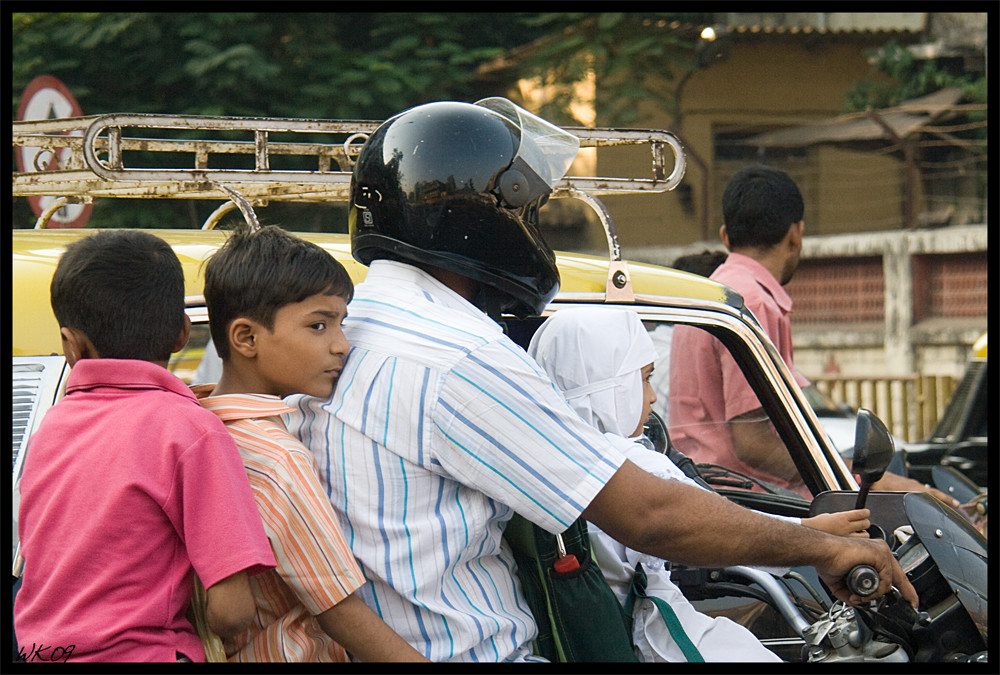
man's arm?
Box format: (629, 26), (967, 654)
(867, 464), (958, 506)
(582, 460), (917, 607)
(731, 409), (958, 506)
(205, 570), (256, 638)
(728, 408), (800, 482)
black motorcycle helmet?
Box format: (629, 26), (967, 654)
(349, 97), (580, 318)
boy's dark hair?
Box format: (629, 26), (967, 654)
(721, 164), (804, 250)
(50, 229), (186, 362)
(672, 250), (728, 278)
(204, 225), (354, 360)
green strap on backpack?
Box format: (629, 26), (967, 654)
(504, 513), (639, 662)
(624, 562), (706, 663)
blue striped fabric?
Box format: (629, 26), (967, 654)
(285, 260), (627, 662)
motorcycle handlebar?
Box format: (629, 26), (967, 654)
(846, 564), (880, 597)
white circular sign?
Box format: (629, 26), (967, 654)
(17, 75), (92, 228)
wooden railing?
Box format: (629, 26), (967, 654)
(811, 375), (957, 443)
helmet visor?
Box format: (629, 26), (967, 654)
(475, 97), (580, 189)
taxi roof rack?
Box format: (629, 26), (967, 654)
(13, 112), (687, 301)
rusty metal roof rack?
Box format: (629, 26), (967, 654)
(13, 113), (684, 202)
(13, 112), (686, 299)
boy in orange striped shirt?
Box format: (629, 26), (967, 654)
(193, 224), (427, 663)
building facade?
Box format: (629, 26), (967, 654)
(523, 12), (988, 436)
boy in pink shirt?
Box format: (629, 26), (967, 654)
(15, 230), (275, 662)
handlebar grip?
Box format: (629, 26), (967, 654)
(846, 564), (879, 596)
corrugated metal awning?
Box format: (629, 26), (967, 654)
(739, 87), (964, 147)
(722, 11), (926, 35)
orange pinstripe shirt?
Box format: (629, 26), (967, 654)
(193, 387), (365, 662)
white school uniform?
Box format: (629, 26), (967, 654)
(528, 307), (784, 662)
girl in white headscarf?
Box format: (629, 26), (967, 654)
(528, 307), (869, 662)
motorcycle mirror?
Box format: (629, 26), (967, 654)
(852, 409), (894, 510)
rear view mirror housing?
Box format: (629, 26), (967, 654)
(852, 409), (895, 509)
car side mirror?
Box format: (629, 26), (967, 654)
(852, 408), (894, 510)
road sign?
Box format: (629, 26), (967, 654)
(17, 75), (93, 228)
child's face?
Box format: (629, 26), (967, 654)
(630, 362), (657, 438)
(253, 292), (350, 399)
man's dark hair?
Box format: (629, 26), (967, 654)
(721, 164), (804, 249)
(672, 250), (728, 278)
(204, 224), (354, 360)
(50, 229), (186, 362)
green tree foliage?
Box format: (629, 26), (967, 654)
(842, 40), (987, 124)
(13, 12), (706, 122)
(507, 12), (711, 126)
(11, 12), (543, 120)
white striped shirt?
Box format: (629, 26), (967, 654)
(285, 260), (627, 662)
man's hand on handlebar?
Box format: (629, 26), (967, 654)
(818, 537), (918, 609)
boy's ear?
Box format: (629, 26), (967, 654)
(60, 327), (98, 367)
(171, 315), (192, 354)
(228, 318), (260, 359)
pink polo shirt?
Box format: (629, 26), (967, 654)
(15, 359), (275, 662)
(713, 253), (810, 392)
(668, 254), (810, 497)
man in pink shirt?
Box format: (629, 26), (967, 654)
(15, 230), (275, 662)
(668, 165), (956, 503)
(669, 165), (811, 496)
(669, 258), (812, 496)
